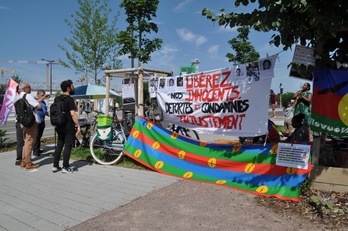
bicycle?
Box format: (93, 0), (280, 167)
(144, 98), (200, 140)
(169, 124), (200, 140)
(89, 117), (128, 165)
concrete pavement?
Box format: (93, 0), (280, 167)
(0, 147), (178, 231)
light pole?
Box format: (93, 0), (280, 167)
(41, 59), (55, 95)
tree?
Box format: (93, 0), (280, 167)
(11, 75), (22, 84)
(59, 0), (122, 84)
(226, 27), (260, 65)
(203, 1), (348, 165)
(202, 1), (348, 69)
(117, 0), (162, 68)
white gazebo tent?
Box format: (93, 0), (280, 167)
(104, 67), (172, 117)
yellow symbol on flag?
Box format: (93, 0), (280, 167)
(147, 123), (153, 129)
(216, 180), (227, 185)
(245, 163), (255, 173)
(152, 142), (160, 149)
(155, 161), (164, 169)
(270, 144), (278, 154)
(171, 133), (179, 139)
(183, 172), (193, 178)
(286, 167), (297, 174)
(134, 150), (142, 158)
(178, 150), (186, 159)
(132, 130), (139, 138)
(208, 158), (217, 167)
(256, 186), (269, 193)
(338, 94), (348, 126)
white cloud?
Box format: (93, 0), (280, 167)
(176, 28), (207, 47)
(150, 44), (179, 69)
(208, 45), (219, 56)
(173, 0), (194, 13)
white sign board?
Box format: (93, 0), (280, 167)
(276, 143), (311, 169)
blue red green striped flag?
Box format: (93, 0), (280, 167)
(124, 116), (311, 202)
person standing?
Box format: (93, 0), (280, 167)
(52, 80), (80, 173)
(269, 89), (277, 118)
(14, 85), (24, 166)
(18, 82), (49, 169)
(33, 90), (49, 156)
(293, 82), (312, 126)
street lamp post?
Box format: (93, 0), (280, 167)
(41, 59), (55, 95)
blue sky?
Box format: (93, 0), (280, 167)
(0, 0), (305, 93)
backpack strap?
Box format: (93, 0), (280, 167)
(23, 94), (31, 108)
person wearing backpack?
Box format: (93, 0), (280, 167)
(52, 80), (81, 174)
(17, 82), (50, 169)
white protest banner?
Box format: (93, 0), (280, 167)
(154, 55), (277, 136)
(276, 143), (311, 170)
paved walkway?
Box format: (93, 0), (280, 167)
(0, 148), (178, 231)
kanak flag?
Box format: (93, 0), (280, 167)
(310, 68), (348, 137)
(0, 78), (18, 125)
(124, 116), (311, 202)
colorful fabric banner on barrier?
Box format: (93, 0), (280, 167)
(124, 116), (312, 202)
(0, 78), (18, 125)
(310, 68), (348, 136)
(150, 55), (277, 137)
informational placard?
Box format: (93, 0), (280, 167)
(289, 45), (316, 80)
(276, 143), (311, 169)
(122, 78), (135, 105)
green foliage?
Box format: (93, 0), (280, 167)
(11, 75), (22, 83)
(300, 178), (312, 194)
(0, 129), (8, 148)
(59, 0), (122, 84)
(226, 26), (260, 64)
(280, 92), (294, 108)
(117, 0), (162, 67)
(202, 1), (348, 68)
(309, 191), (348, 215)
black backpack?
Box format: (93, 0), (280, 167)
(50, 95), (68, 127)
(14, 94), (35, 127)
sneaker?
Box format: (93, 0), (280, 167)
(26, 163), (39, 169)
(52, 167), (62, 173)
(15, 160), (21, 166)
(62, 167), (75, 174)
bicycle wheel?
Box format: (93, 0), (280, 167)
(89, 130), (125, 165)
(178, 127), (200, 140)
